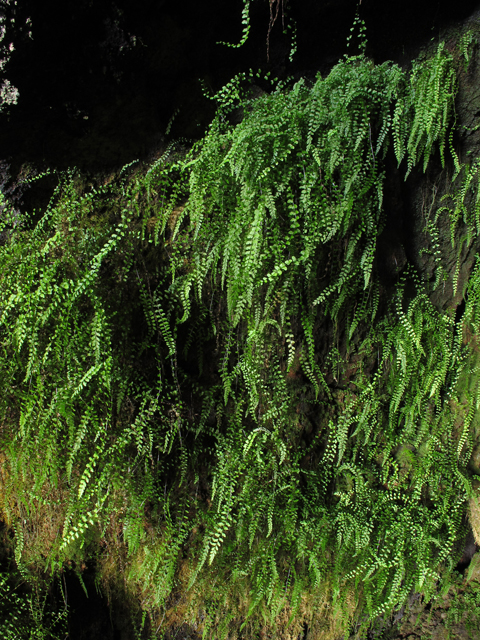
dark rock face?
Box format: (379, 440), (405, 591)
(455, 530), (479, 574)
(398, 17), (480, 316)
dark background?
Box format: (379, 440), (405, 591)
(1, 0), (479, 179)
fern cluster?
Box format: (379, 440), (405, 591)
(0, 39), (479, 640)
(0, 568), (67, 639)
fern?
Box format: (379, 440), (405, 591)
(0, 34), (478, 640)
